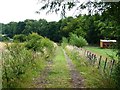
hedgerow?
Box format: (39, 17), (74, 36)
(2, 33), (55, 88)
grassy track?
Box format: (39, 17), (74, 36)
(45, 46), (71, 88)
(84, 46), (117, 60)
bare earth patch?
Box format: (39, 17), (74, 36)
(63, 49), (85, 88)
(30, 60), (53, 88)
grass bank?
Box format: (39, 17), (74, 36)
(65, 46), (116, 88)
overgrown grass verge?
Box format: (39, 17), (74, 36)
(2, 35), (55, 88)
(65, 47), (116, 88)
(2, 43), (46, 88)
(45, 46), (72, 88)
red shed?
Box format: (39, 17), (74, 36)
(100, 40), (116, 48)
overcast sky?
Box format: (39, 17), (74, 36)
(0, 0), (56, 23)
(0, 0), (85, 24)
(0, 0), (94, 24)
(0, 0), (117, 24)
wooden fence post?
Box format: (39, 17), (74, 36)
(91, 54), (94, 65)
(110, 60), (115, 75)
(98, 56), (102, 69)
(84, 50), (86, 56)
(89, 52), (91, 60)
(87, 51), (89, 58)
(103, 58), (107, 72)
(93, 54), (97, 65)
(86, 51), (88, 57)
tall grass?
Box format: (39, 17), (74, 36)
(2, 33), (55, 88)
(65, 47), (116, 88)
(2, 43), (35, 87)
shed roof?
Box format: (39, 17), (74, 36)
(100, 40), (116, 42)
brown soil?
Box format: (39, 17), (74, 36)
(30, 60), (53, 88)
(63, 49), (85, 88)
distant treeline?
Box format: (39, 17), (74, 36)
(1, 14), (117, 44)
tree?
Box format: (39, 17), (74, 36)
(103, 2), (120, 88)
(16, 21), (26, 34)
(69, 33), (88, 47)
(13, 34), (27, 42)
(2, 22), (18, 37)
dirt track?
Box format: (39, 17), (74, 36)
(63, 49), (84, 88)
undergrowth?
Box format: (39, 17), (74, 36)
(65, 47), (116, 88)
(2, 33), (55, 88)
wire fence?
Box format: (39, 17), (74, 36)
(73, 46), (117, 75)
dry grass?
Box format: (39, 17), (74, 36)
(0, 42), (6, 51)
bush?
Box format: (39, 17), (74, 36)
(69, 33), (88, 47)
(41, 38), (54, 51)
(113, 61), (120, 88)
(25, 33), (54, 52)
(13, 34), (27, 42)
(2, 43), (34, 88)
(25, 33), (43, 51)
(26, 33), (43, 41)
(0, 34), (9, 41)
(61, 37), (68, 48)
(2, 33), (55, 88)
(25, 33), (55, 59)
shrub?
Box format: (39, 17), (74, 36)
(0, 34), (9, 41)
(13, 34), (26, 42)
(25, 33), (43, 51)
(2, 43), (34, 88)
(113, 61), (120, 88)
(61, 37), (68, 48)
(25, 33), (54, 53)
(69, 33), (88, 47)
(2, 33), (55, 88)
(41, 38), (54, 51)
(26, 33), (43, 41)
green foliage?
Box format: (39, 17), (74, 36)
(65, 47), (116, 88)
(13, 34), (27, 42)
(2, 42), (55, 88)
(69, 33), (88, 47)
(41, 38), (54, 52)
(2, 43), (35, 87)
(25, 33), (43, 51)
(2, 33), (55, 88)
(1, 14), (117, 44)
(25, 33), (54, 54)
(2, 36), (9, 41)
(61, 37), (68, 48)
(0, 34), (9, 41)
(113, 61), (120, 88)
